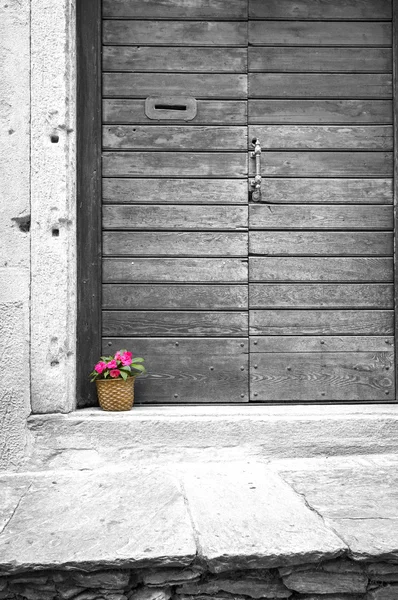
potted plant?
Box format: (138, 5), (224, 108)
(90, 349), (146, 411)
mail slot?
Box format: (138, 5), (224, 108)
(145, 96), (197, 121)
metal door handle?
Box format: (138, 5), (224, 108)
(250, 138), (262, 202)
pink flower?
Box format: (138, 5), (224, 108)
(121, 351), (133, 366)
(106, 359), (117, 369)
(94, 361), (106, 374)
(114, 351), (122, 360)
(109, 369), (121, 378)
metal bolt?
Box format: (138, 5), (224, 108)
(108, 342), (112, 346)
(386, 340), (390, 344)
(240, 394), (245, 398)
(386, 366), (390, 370)
(210, 366), (214, 371)
(321, 392), (326, 396)
(253, 364), (258, 369)
(240, 342), (245, 347)
(320, 340), (325, 345)
(287, 366), (291, 371)
(174, 394), (178, 398)
(253, 340), (258, 345)
(240, 366), (245, 371)
(254, 392), (258, 397)
(385, 390), (390, 395)
(175, 341), (179, 346)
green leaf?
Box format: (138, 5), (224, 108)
(120, 370), (128, 381)
(132, 357), (144, 363)
(131, 364), (146, 375)
(120, 366), (131, 373)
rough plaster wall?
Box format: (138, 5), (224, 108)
(30, 0), (76, 413)
(0, 0), (32, 469)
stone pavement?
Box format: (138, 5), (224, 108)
(0, 455), (398, 573)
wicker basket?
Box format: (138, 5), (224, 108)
(95, 377), (135, 411)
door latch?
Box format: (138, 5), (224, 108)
(250, 138), (262, 203)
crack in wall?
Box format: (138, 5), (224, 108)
(0, 482), (32, 536)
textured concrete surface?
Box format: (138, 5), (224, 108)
(0, 457), (397, 572)
(30, 0), (76, 413)
(183, 464), (345, 571)
(25, 405), (398, 470)
(0, 0), (32, 470)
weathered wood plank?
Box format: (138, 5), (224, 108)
(104, 73), (247, 99)
(249, 74), (392, 99)
(250, 257), (393, 282)
(103, 152), (247, 177)
(249, 310), (394, 335)
(248, 100), (393, 125)
(103, 126), (247, 151)
(249, 48), (392, 73)
(103, 1), (248, 20)
(103, 232), (248, 256)
(250, 284), (393, 309)
(249, 231), (393, 256)
(249, 126), (393, 150)
(103, 205), (248, 230)
(250, 336), (394, 353)
(250, 352), (394, 402)
(103, 47), (247, 72)
(102, 178), (247, 204)
(249, 0), (392, 20)
(249, 21), (392, 46)
(249, 204), (393, 230)
(393, 0), (398, 396)
(103, 258), (248, 283)
(249, 152), (393, 177)
(103, 20), (247, 46)
(103, 284), (248, 309)
(104, 100), (247, 125)
(258, 178), (393, 204)
(103, 338), (249, 404)
(103, 310), (248, 337)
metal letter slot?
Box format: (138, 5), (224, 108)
(250, 138), (262, 203)
(145, 96), (197, 121)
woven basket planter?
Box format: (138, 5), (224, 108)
(95, 377), (135, 411)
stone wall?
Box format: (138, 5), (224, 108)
(0, 0), (32, 470)
(1, 561), (398, 600)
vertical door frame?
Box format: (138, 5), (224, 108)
(76, 0), (102, 407)
(394, 0), (398, 399)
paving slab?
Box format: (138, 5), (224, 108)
(280, 462), (398, 562)
(0, 468), (197, 573)
(182, 464), (347, 572)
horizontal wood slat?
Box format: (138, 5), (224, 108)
(103, 100), (247, 125)
(248, 100), (393, 124)
(249, 74), (392, 98)
(250, 309), (394, 335)
(103, 284), (248, 309)
(249, 21), (392, 46)
(249, 48), (392, 73)
(103, 152), (248, 177)
(103, 258), (248, 283)
(249, 204), (393, 230)
(259, 178), (393, 204)
(103, 231), (248, 256)
(103, 338), (249, 404)
(249, 125), (393, 150)
(250, 257), (393, 282)
(103, 21), (247, 46)
(103, 205), (248, 230)
(102, 178), (248, 204)
(250, 352), (394, 402)
(249, 0), (392, 20)
(103, 47), (247, 72)
(104, 73), (248, 99)
(103, 310), (248, 337)
(250, 284), (393, 309)
(249, 152), (393, 177)
(103, 126), (247, 151)
(103, 1), (248, 20)
(250, 336), (394, 352)
(249, 231), (393, 256)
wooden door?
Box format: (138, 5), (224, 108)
(99, 0), (395, 404)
